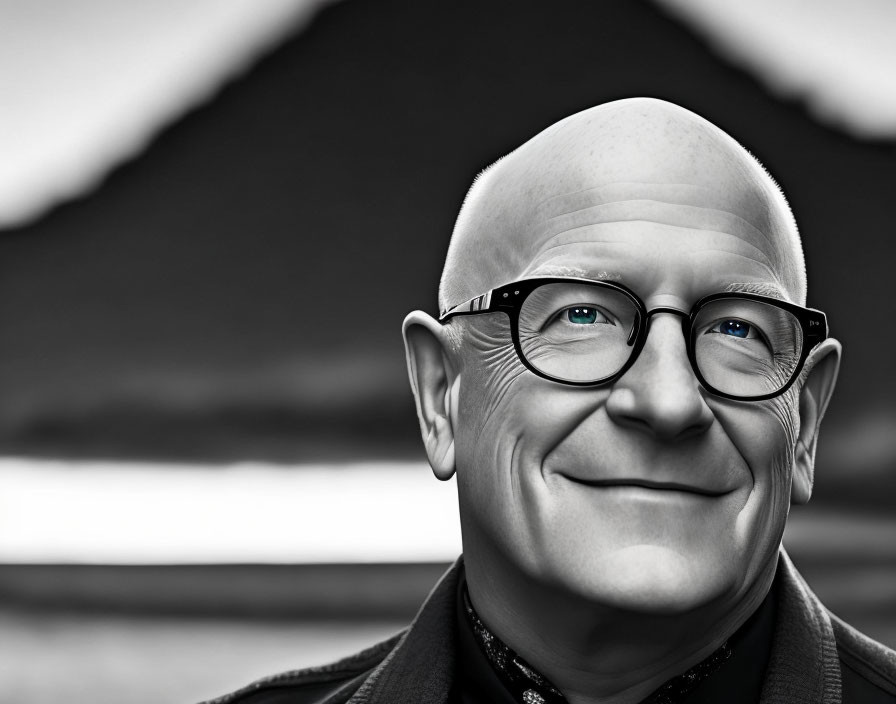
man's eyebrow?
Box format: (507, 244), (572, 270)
(724, 281), (788, 299)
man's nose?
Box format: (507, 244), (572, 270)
(605, 313), (714, 442)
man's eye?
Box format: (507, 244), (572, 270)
(565, 306), (610, 325)
(708, 319), (752, 338)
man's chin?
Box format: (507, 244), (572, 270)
(543, 544), (736, 615)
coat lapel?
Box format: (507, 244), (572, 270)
(347, 558), (462, 704)
(760, 549), (842, 704)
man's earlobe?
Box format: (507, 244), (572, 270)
(402, 311), (458, 481)
(792, 338), (842, 504)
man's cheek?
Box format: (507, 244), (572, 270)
(711, 394), (798, 498)
(452, 350), (528, 529)
(457, 320), (527, 444)
(756, 392), (799, 490)
(469, 344), (528, 424)
(768, 385), (799, 449)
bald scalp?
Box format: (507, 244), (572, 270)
(439, 98), (807, 315)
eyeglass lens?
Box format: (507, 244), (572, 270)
(516, 283), (804, 397)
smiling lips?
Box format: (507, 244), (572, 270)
(562, 475), (733, 497)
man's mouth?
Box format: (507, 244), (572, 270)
(561, 475), (732, 497)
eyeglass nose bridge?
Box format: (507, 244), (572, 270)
(628, 306), (689, 346)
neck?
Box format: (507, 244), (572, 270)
(463, 548), (776, 704)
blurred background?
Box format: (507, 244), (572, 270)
(0, 1), (894, 702)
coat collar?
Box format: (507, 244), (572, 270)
(346, 557), (463, 703)
(761, 550), (842, 703)
(350, 550), (842, 704)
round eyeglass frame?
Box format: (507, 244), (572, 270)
(438, 277), (829, 402)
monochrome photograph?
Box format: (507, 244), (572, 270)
(0, 1), (894, 703)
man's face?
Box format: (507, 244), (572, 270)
(451, 180), (803, 614)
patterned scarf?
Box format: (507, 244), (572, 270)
(462, 586), (732, 704)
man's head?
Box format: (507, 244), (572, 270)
(403, 98), (840, 617)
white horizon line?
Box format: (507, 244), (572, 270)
(0, 457), (462, 565)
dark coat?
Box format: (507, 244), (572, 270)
(200, 551), (896, 704)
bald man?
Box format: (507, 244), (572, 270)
(205, 99), (896, 703)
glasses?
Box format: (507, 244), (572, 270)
(439, 278), (828, 401)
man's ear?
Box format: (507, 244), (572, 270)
(402, 310), (459, 481)
(792, 338), (842, 504)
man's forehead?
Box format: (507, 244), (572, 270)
(532, 182), (771, 232)
(496, 111), (782, 254)
(529, 181), (777, 263)
(441, 99), (805, 309)
(469, 177), (791, 302)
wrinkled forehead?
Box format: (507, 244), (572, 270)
(443, 100), (803, 308)
(528, 180), (773, 254)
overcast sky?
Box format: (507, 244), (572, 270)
(0, 0), (332, 227)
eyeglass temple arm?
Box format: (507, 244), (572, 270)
(439, 290), (494, 321)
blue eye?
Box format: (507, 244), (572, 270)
(567, 307), (598, 324)
(718, 319), (750, 338)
